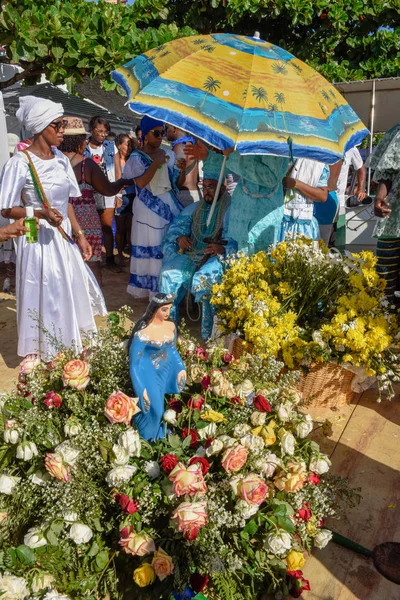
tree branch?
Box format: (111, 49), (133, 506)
(0, 64), (44, 90)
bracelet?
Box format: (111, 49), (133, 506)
(75, 230), (84, 237)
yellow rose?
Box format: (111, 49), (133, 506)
(251, 425), (276, 446)
(286, 550), (306, 571)
(133, 563), (156, 587)
(306, 517), (318, 536)
(200, 409), (226, 423)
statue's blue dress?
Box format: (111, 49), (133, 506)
(129, 328), (186, 441)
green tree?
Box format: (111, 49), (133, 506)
(0, 0), (194, 90)
(200, 75), (221, 108)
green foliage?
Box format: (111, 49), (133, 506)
(0, 0), (195, 90)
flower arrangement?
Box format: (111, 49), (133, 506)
(211, 236), (400, 398)
(0, 312), (358, 600)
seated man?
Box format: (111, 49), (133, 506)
(159, 167), (236, 339)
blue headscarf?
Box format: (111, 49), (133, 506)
(141, 115), (164, 141)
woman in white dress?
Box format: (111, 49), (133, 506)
(123, 116), (185, 298)
(0, 96), (106, 358)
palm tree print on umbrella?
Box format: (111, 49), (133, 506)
(321, 90), (331, 103)
(268, 103), (278, 128)
(200, 76), (221, 110)
(275, 92), (288, 130)
(290, 62), (303, 74)
(251, 85), (272, 128)
(272, 61), (288, 75)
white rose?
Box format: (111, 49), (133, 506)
(64, 418), (82, 437)
(0, 574), (29, 600)
(254, 453), (280, 477)
(295, 414), (313, 438)
(277, 402), (293, 423)
(236, 499), (259, 520)
(240, 434), (265, 452)
(55, 442), (80, 466)
(111, 444), (130, 466)
(233, 424), (251, 438)
(24, 527), (47, 548)
(29, 470), (50, 486)
(163, 409), (178, 426)
(0, 474), (20, 495)
(63, 511), (79, 523)
(198, 422), (217, 440)
(205, 438), (224, 457)
(280, 432), (296, 456)
(195, 446), (206, 457)
(69, 522), (93, 545)
(217, 435), (236, 449)
(43, 591), (70, 600)
(250, 411), (267, 427)
(314, 529), (333, 549)
(119, 428), (141, 458)
(144, 460), (160, 480)
(106, 465), (137, 486)
(309, 455), (331, 474)
(235, 379), (254, 399)
(265, 530), (292, 555)
(31, 572), (55, 593)
(4, 429), (19, 444)
(16, 441), (38, 461)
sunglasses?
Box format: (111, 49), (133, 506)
(149, 129), (165, 138)
(50, 119), (68, 132)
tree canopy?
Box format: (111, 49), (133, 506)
(0, 0), (399, 92)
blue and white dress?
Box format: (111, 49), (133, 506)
(123, 150), (183, 298)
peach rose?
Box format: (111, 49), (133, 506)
(44, 452), (71, 483)
(152, 547), (174, 581)
(274, 461), (307, 493)
(231, 474), (269, 506)
(62, 360), (90, 390)
(105, 391), (141, 426)
(19, 354), (41, 376)
(221, 445), (248, 473)
(119, 526), (155, 556)
(172, 500), (208, 539)
(168, 463), (207, 497)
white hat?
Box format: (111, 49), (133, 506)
(16, 95), (64, 135)
(8, 132), (20, 154)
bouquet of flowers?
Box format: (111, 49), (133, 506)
(211, 236), (400, 398)
(0, 313), (358, 600)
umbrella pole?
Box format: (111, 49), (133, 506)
(206, 155), (228, 228)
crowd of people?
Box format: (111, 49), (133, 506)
(1, 94), (396, 360)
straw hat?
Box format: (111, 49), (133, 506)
(63, 116), (89, 135)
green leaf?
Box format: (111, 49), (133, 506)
(52, 45), (64, 59)
(182, 435), (192, 449)
(16, 545), (35, 565)
(88, 540), (100, 557)
(46, 530), (58, 546)
(93, 518), (103, 532)
(276, 515), (295, 533)
(95, 550), (109, 571)
(244, 520), (258, 536)
(168, 433), (181, 449)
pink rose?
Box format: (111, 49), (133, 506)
(221, 445), (248, 473)
(115, 493), (139, 514)
(187, 395), (204, 411)
(172, 500), (208, 539)
(19, 354), (41, 377)
(231, 474), (269, 506)
(44, 391), (62, 409)
(222, 353), (233, 364)
(200, 376), (211, 390)
(119, 526), (155, 556)
(168, 463), (207, 497)
(104, 391), (141, 426)
(44, 452), (71, 483)
(195, 348), (208, 360)
(152, 547), (174, 581)
(62, 360), (90, 390)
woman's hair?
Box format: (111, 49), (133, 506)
(115, 133), (130, 147)
(58, 133), (87, 154)
(128, 293), (175, 348)
(88, 116), (110, 133)
(135, 125), (142, 137)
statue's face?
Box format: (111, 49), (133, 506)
(156, 304), (172, 320)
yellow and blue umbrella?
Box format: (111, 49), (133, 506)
(111, 33), (368, 164)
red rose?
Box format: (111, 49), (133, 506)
(160, 454), (179, 473)
(204, 437), (214, 448)
(230, 396), (243, 405)
(195, 347), (208, 360)
(187, 395), (205, 411)
(44, 391), (62, 409)
(288, 570), (311, 598)
(189, 456), (210, 475)
(253, 395), (272, 412)
(190, 573), (209, 593)
(200, 376), (211, 390)
(297, 502), (312, 522)
(169, 397), (183, 414)
(182, 428), (199, 448)
(308, 471), (320, 485)
(115, 493), (139, 514)
(184, 526), (199, 540)
(222, 353), (233, 364)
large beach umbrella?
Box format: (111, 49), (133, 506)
(111, 33), (368, 164)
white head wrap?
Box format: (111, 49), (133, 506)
(16, 96), (64, 135)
